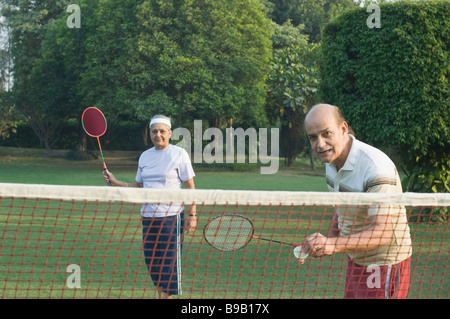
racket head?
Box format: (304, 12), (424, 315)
(81, 107), (107, 137)
(203, 214), (254, 251)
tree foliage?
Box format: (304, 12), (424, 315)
(134, 0), (273, 129)
(0, 92), (17, 139)
(2, 0), (273, 150)
(1, 0), (76, 149)
(267, 42), (320, 166)
(266, 0), (356, 42)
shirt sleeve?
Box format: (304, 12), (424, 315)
(178, 148), (195, 182)
(135, 166), (143, 183)
(135, 153), (144, 183)
(366, 171), (404, 217)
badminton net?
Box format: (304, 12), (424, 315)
(0, 182), (448, 299)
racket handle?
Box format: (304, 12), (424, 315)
(103, 168), (111, 186)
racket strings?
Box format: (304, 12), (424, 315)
(204, 215), (254, 251)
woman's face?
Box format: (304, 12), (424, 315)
(150, 123), (172, 150)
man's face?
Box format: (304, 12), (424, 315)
(150, 123), (172, 150)
(305, 108), (349, 166)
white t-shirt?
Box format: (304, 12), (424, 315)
(136, 144), (195, 218)
(326, 135), (412, 266)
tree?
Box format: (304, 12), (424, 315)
(134, 0), (273, 130)
(266, 20), (318, 166)
(264, 0), (356, 167)
(0, 12), (13, 92)
(78, 0), (144, 149)
(267, 42), (320, 166)
(267, 0), (356, 43)
(77, 0), (273, 153)
(1, 0), (79, 150)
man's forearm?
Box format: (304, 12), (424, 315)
(332, 223), (393, 254)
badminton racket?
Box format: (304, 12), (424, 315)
(81, 107), (110, 186)
(203, 214), (309, 263)
(203, 213), (297, 250)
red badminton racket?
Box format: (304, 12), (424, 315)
(81, 107), (110, 186)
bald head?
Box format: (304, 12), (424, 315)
(305, 104), (345, 127)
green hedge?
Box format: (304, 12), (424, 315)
(320, 0), (449, 195)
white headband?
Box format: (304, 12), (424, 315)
(149, 118), (171, 129)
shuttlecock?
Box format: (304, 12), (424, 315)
(293, 245), (309, 264)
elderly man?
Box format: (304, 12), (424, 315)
(302, 104), (412, 299)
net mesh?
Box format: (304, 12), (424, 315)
(0, 183), (448, 299)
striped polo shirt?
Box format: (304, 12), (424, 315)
(325, 135), (412, 266)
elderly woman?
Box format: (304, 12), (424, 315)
(104, 114), (196, 299)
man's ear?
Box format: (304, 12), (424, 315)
(341, 121), (349, 136)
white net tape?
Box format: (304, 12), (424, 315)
(1, 182), (449, 207)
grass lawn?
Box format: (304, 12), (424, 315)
(0, 146), (328, 191)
